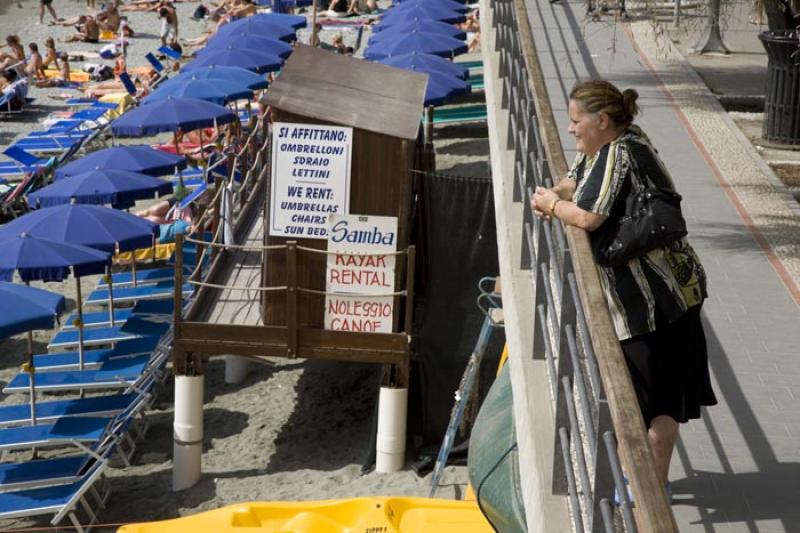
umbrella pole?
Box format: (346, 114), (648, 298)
(26, 330), (36, 427)
(22, 281), (37, 428)
(311, 0), (319, 47)
(106, 265), (115, 327)
(132, 254), (138, 288)
(75, 278), (85, 372)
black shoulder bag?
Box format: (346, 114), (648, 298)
(590, 143), (688, 267)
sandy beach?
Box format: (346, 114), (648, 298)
(0, 0), (483, 529)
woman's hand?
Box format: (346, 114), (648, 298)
(532, 186), (560, 219)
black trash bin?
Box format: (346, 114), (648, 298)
(760, 30), (800, 145)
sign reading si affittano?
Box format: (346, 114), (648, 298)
(325, 215), (398, 333)
(269, 122), (353, 239)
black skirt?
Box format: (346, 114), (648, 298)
(620, 305), (717, 427)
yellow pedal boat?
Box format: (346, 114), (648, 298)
(118, 497), (493, 533)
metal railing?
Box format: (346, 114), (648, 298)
(488, 0), (678, 530)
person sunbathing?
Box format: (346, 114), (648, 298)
(63, 16), (100, 43)
(183, 13), (226, 47)
(96, 4), (122, 32)
(137, 198), (197, 244)
(0, 35), (26, 71)
(34, 53), (72, 87)
(24, 42), (45, 80)
(41, 37), (58, 69)
(83, 69), (155, 97)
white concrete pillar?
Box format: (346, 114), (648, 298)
(224, 355), (249, 384)
(173, 374), (204, 491)
(375, 386), (408, 473)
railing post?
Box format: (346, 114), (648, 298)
(404, 246), (416, 336)
(286, 241), (298, 359)
(173, 232), (185, 374)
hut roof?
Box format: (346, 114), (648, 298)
(262, 44), (428, 140)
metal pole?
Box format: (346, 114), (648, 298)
(691, 0), (731, 54)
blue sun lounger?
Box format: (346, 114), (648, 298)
(0, 417), (111, 455)
(63, 299), (175, 330)
(47, 318), (169, 350)
(0, 457), (110, 531)
(95, 266), (181, 289)
(0, 146), (50, 180)
(61, 307), (136, 330)
(85, 281), (193, 306)
(4, 354), (156, 394)
(33, 336), (159, 371)
(0, 393), (138, 429)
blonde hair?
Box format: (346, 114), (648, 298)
(569, 79), (639, 127)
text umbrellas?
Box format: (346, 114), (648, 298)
(0, 234), (109, 424)
(214, 19), (298, 42)
(380, 4), (468, 24)
(142, 76), (253, 106)
(371, 19), (467, 40)
(203, 34), (293, 59)
(111, 97), (237, 137)
(168, 65), (269, 91)
(364, 31), (468, 60)
(28, 168), (173, 209)
(0, 282), (65, 340)
(378, 52), (469, 80)
(55, 145), (186, 180)
(184, 47), (283, 74)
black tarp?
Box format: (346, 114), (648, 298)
(412, 171), (505, 449)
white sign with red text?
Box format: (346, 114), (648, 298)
(324, 214), (398, 333)
(269, 122), (353, 239)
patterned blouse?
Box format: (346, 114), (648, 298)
(568, 125), (707, 341)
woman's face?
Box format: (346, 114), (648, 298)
(568, 99), (607, 157)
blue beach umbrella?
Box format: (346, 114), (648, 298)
(421, 70), (470, 105)
(0, 281), (65, 426)
(380, 4), (467, 24)
(0, 233), (111, 413)
(0, 204), (159, 254)
(143, 77), (253, 106)
(0, 282), (65, 339)
(0, 232), (110, 282)
(247, 12), (307, 29)
(111, 97), (237, 137)
(184, 47), (283, 74)
(55, 146), (186, 180)
(170, 65), (269, 91)
(391, 0), (469, 12)
(0, 204), (160, 340)
(28, 168), (173, 209)
(371, 19), (467, 41)
(214, 19), (298, 42)
(378, 52), (469, 80)
(204, 33), (293, 59)
(364, 31), (468, 60)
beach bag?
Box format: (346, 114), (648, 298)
(590, 143), (688, 267)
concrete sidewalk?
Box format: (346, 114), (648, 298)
(523, 0), (800, 530)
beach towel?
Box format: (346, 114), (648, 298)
(42, 69), (91, 83)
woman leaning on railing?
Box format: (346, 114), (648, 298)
(531, 79), (717, 504)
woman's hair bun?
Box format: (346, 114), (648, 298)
(621, 88), (640, 118)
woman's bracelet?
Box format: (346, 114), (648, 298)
(549, 198), (562, 218)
